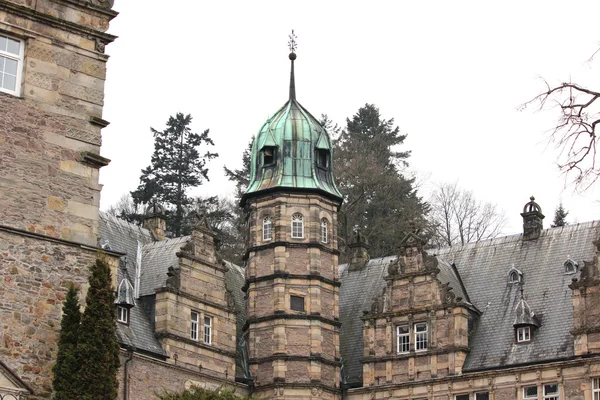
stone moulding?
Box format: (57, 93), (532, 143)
(252, 381), (342, 395)
(81, 151), (110, 168)
(243, 271), (340, 292)
(244, 240), (341, 260)
(360, 346), (470, 364)
(89, 116), (110, 127)
(248, 354), (341, 367)
(154, 332), (237, 359)
(244, 314), (342, 330)
(154, 286), (236, 315)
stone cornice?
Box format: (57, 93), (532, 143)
(244, 240), (340, 260)
(155, 286), (236, 315)
(0, 1), (117, 44)
(177, 251), (229, 273)
(244, 314), (341, 330)
(362, 302), (477, 321)
(249, 354), (341, 367)
(253, 381), (341, 395)
(0, 223), (125, 257)
(360, 346), (470, 364)
(243, 271), (340, 292)
(155, 332), (237, 359)
(55, 0), (118, 17)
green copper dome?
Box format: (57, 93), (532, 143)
(241, 52), (343, 205)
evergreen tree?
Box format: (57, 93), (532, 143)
(52, 284), (81, 400)
(333, 104), (429, 259)
(157, 386), (248, 400)
(76, 258), (120, 400)
(132, 113), (218, 236)
(551, 202), (569, 227)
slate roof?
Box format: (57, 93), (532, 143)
(139, 236), (190, 297)
(338, 221), (600, 383)
(434, 221), (600, 371)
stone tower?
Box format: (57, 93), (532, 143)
(0, 0), (118, 397)
(240, 42), (343, 399)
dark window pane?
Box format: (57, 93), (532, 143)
(290, 295), (304, 311)
(475, 393), (489, 400)
(455, 395), (469, 400)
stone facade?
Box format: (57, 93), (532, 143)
(244, 192), (342, 399)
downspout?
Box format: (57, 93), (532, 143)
(123, 346), (135, 400)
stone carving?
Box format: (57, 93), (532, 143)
(423, 253), (439, 271)
(165, 266), (180, 290)
(570, 257), (600, 289)
(89, 0), (115, 9)
(95, 39), (105, 53)
(440, 282), (456, 304)
(66, 127), (101, 145)
(382, 287), (391, 313)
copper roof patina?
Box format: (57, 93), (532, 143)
(242, 48), (342, 204)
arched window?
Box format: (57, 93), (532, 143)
(263, 216), (272, 241)
(508, 270), (520, 284)
(320, 218), (328, 243)
(291, 213), (304, 239)
(564, 258), (578, 274)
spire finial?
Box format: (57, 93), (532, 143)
(288, 30), (297, 100)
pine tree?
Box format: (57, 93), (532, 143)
(131, 113), (218, 236)
(551, 202), (569, 227)
(52, 284), (81, 400)
(76, 258), (120, 400)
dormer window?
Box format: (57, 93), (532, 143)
(117, 306), (129, 324)
(316, 149), (330, 169)
(564, 258), (578, 274)
(516, 326), (531, 342)
(263, 146), (276, 166)
(507, 266), (523, 284)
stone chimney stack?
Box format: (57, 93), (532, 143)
(348, 229), (370, 271)
(143, 202), (167, 241)
(521, 196), (545, 241)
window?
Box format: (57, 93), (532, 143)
(263, 216), (272, 241)
(564, 259), (578, 274)
(517, 326), (531, 343)
(290, 295), (305, 312)
(190, 311), (199, 341)
(117, 306), (129, 324)
(543, 383), (559, 400)
(263, 146), (276, 166)
(0, 34), (23, 96)
(291, 213), (304, 239)
(508, 270), (520, 283)
(523, 386), (538, 399)
(204, 316), (212, 345)
(454, 395), (469, 400)
(414, 322), (428, 351)
(396, 326), (410, 353)
(316, 149), (329, 169)
(593, 378), (600, 400)
(475, 393), (489, 400)
(320, 218), (328, 243)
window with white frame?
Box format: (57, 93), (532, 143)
(593, 377), (600, 400)
(291, 213), (304, 239)
(414, 322), (428, 351)
(475, 393), (489, 400)
(263, 216), (272, 241)
(508, 270), (520, 283)
(203, 316), (212, 345)
(564, 259), (578, 274)
(0, 34), (23, 96)
(321, 218), (328, 243)
(543, 383), (559, 400)
(190, 311), (199, 341)
(454, 395), (469, 400)
(117, 306), (129, 324)
(523, 385), (538, 399)
(517, 326), (531, 343)
(396, 326), (410, 353)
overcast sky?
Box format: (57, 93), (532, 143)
(100, 0), (600, 235)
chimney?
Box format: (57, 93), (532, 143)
(348, 229), (369, 271)
(521, 196), (544, 241)
(143, 202), (167, 241)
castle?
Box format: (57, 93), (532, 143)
(2, 1), (600, 399)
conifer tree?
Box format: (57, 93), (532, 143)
(76, 258), (120, 400)
(132, 113), (218, 236)
(52, 284), (81, 400)
(551, 202), (569, 227)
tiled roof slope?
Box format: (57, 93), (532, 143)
(98, 213), (167, 358)
(434, 221), (600, 371)
(139, 236), (190, 297)
(224, 261), (247, 378)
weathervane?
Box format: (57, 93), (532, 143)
(288, 30), (297, 54)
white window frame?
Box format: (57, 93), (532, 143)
(396, 325), (410, 354)
(517, 326), (531, 343)
(0, 33), (24, 96)
(204, 315), (212, 345)
(508, 270), (520, 283)
(190, 311), (199, 341)
(291, 213), (304, 239)
(117, 306), (128, 324)
(523, 385), (538, 399)
(564, 260), (577, 274)
(414, 322), (428, 352)
(263, 216), (272, 241)
(543, 383), (559, 400)
(320, 218), (328, 243)
(593, 377), (600, 400)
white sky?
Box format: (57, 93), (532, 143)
(100, 0), (600, 235)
